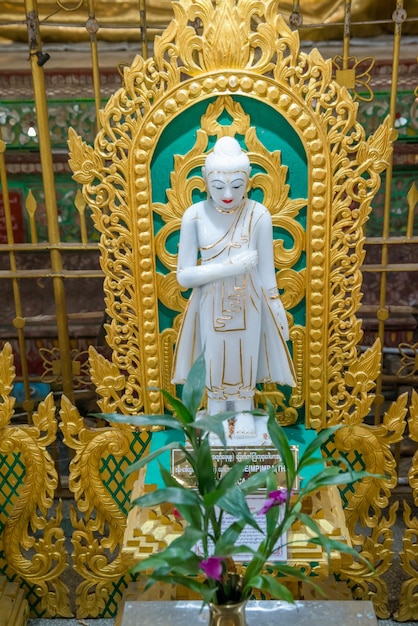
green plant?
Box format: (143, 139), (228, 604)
(102, 354), (374, 605)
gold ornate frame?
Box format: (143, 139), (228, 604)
(65, 0), (403, 617)
(68, 0), (394, 428)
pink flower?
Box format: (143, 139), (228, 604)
(259, 488), (288, 514)
(173, 507), (182, 519)
(199, 556), (225, 581)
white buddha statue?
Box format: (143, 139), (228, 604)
(172, 136), (296, 443)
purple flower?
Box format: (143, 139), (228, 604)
(259, 488), (288, 514)
(199, 556), (225, 581)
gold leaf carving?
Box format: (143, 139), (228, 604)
(0, 342), (16, 433)
(68, 0), (395, 430)
(396, 390), (418, 621)
(1, 392), (70, 617)
(334, 393), (408, 617)
(88, 346), (127, 414)
(327, 340), (381, 425)
(60, 395), (138, 618)
(156, 271), (187, 313)
(67, 127), (103, 185)
(397, 496), (418, 621)
(408, 388), (418, 443)
(169, 0), (281, 75)
(277, 269), (305, 312)
(0, 342), (15, 399)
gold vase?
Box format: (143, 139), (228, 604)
(208, 597), (249, 626)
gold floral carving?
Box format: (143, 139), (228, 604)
(397, 342), (418, 379)
(59, 394), (149, 618)
(0, 343), (70, 617)
(67, 0), (398, 616)
(333, 55), (375, 102)
(39, 345), (92, 389)
(396, 389), (418, 621)
(331, 389), (408, 618)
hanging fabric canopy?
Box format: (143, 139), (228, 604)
(1, 0), (417, 44)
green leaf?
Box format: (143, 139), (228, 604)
(132, 486), (201, 509)
(273, 564), (325, 596)
(189, 412), (236, 447)
(263, 471), (283, 537)
(297, 426), (343, 471)
(136, 549), (200, 574)
(296, 512), (323, 537)
(149, 547), (202, 575)
(220, 543), (257, 558)
(145, 470), (203, 528)
(302, 468), (374, 494)
(273, 510), (296, 537)
(196, 437), (216, 494)
(217, 487), (261, 531)
(181, 352), (206, 416)
(264, 498), (282, 538)
(95, 412), (184, 430)
(248, 574), (295, 603)
(124, 441), (183, 478)
(203, 460), (252, 509)
(159, 390), (194, 426)
(239, 469), (270, 495)
(308, 535), (374, 570)
(266, 408), (296, 490)
(274, 563), (318, 582)
(213, 520), (246, 555)
(132, 552), (177, 573)
(217, 459), (251, 492)
(159, 463), (184, 488)
(168, 526), (204, 552)
(292, 511), (372, 570)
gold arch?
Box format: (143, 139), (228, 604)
(66, 0), (401, 616)
(69, 1), (395, 429)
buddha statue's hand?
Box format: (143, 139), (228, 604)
(229, 250), (258, 275)
(177, 250), (258, 288)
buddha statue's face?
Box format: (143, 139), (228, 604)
(206, 170), (248, 212)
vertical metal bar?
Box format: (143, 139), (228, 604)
(25, 0), (75, 404)
(139, 0), (148, 60)
(343, 0), (352, 69)
(86, 0), (102, 132)
(406, 183), (417, 238)
(374, 0), (404, 424)
(0, 128), (34, 422)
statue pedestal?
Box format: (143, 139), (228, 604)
(207, 413), (273, 446)
(172, 442), (299, 491)
(121, 430), (351, 575)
